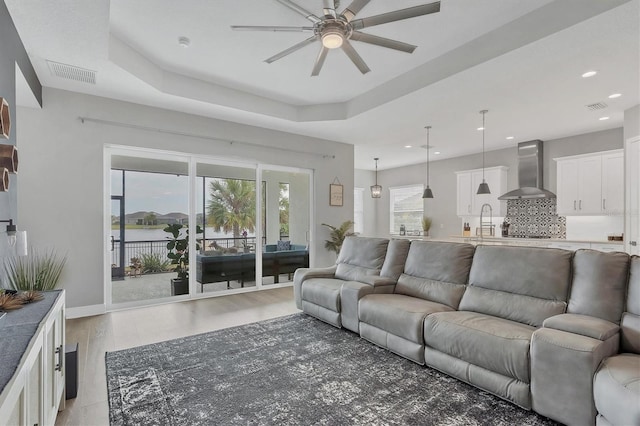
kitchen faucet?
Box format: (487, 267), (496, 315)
(479, 203), (493, 241)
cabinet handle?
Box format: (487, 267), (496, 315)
(579, 200), (582, 210)
(468, 205), (471, 213)
(574, 200), (576, 210)
(55, 345), (63, 372)
(603, 199), (606, 210)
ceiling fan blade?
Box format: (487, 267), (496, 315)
(265, 36), (318, 63)
(323, 0), (337, 18)
(341, 0), (370, 22)
(351, 1), (440, 30)
(311, 47), (329, 76)
(341, 40), (370, 74)
(231, 25), (315, 32)
(275, 0), (322, 24)
(350, 31), (416, 53)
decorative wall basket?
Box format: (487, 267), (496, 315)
(0, 144), (18, 174)
(0, 98), (10, 139)
(0, 168), (9, 192)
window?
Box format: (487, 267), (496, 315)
(353, 188), (364, 234)
(389, 185), (424, 235)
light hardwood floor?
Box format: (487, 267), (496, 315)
(55, 287), (298, 426)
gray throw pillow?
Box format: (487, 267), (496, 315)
(276, 240), (291, 251)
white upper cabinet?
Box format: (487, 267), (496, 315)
(601, 151), (624, 214)
(555, 150), (623, 216)
(456, 166), (508, 216)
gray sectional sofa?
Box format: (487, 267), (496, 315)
(293, 236), (640, 426)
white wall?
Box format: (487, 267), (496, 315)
(17, 88), (354, 309)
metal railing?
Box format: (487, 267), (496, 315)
(112, 236), (266, 266)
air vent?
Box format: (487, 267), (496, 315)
(586, 102), (607, 111)
(47, 61), (96, 84)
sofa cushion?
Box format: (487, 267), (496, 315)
(334, 237), (388, 281)
(395, 241), (474, 308)
(359, 294), (454, 344)
(459, 245), (572, 326)
(594, 354), (640, 426)
(379, 239), (411, 281)
(424, 311), (535, 383)
(301, 278), (343, 312)
(568, 249), (630, 324)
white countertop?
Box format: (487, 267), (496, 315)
(390, 234), (624, 246)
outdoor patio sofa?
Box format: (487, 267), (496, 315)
(293, 236), (639, 426)
(196, 244), (308, 290)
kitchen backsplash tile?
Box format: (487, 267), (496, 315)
(505, 199), (566, 238)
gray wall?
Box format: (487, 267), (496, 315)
(354, 168), (377, 237)
(368, 128), (623, 239)
(0, 2), (40, 222)
(17, 88), (353, 309)
(624, 105), (640, 141)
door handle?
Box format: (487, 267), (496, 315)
(579, 200), (582, 210)
(55, 345), (63, 371)
(574, 200), (576, 211)
(111, 235), (115, 251)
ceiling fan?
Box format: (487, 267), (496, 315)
(231, 0), (441, 76)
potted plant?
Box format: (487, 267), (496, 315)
(164, 223), (203, 296)
(422, 216), (433, 237)
(321, 220), (355, 255)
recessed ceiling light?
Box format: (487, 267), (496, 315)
(477, 127), (484, 131)
(178, 36), (191, 48)
(582, 71), (597, 78)
(608, 93), (621, 99)
(404, 145), (412, 148)
(506, 136), (515, 140)
(434, 151), (441, 155)
(599, 116), (610, 121)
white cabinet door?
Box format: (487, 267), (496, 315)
(557, 159), (579, 215)
(457, 172), (473, 216)
(457, 167), (508, 217)
(577, 156), (602, 214)
(602, 152), (624, 214)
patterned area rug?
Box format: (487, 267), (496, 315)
(106, 314), (559, 425)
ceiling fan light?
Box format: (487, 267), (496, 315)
(322, 31), (344, 49)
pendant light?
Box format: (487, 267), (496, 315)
(422, 126), (434, 198)
(370, 157), (382, 198)
(477, 109), (491, 194)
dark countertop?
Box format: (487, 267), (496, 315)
(0, 290), (62, 395)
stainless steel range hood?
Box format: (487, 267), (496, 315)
(498, 140), (556, 200)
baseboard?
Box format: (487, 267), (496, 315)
(66, 304), (106, 319)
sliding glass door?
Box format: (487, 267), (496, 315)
(195, 162), (260, 294)
(261, 168), (310, 286)
(106, 147), (313, 309)
(109, 154), (190, 305)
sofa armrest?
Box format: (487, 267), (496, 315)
(543, 313), (619, 341)
(359, 275), (397, 288)
(531, 327), (620, 426)
(293, 266), (338, 309)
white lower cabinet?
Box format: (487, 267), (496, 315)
(0, 291), (65, 426)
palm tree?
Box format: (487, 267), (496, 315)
(207, 179), (256, 246)
(279, 183), (289, 237)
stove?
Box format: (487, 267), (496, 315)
(505, 235), (552, 239)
